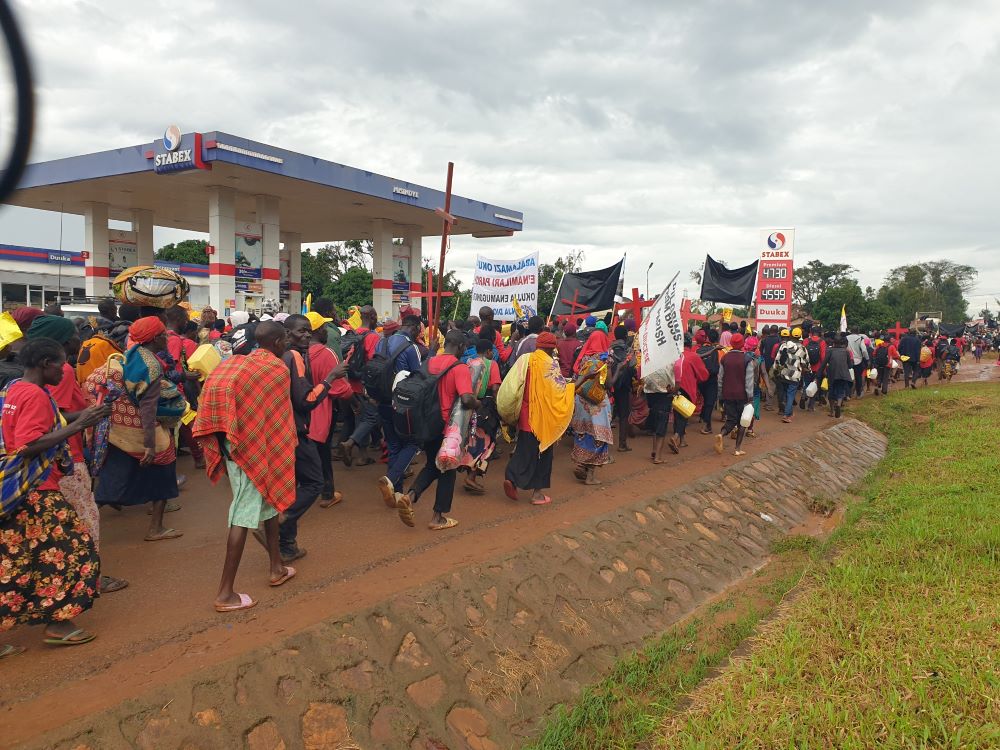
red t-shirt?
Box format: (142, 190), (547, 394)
(427, 354), (473, 423)
(2, 380), (63, 490)
(488, 359), (502, 389)
(307, 343), (353, 443)
(47, 362), (87, 463)
(166, 331), (197, 373)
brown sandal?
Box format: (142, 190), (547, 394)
(395, 493), (415, 527)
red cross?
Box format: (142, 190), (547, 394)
(410, 269), (453, 324)
(680, 298), (707, 332)
(614, 287), (656, 325)
(552, 288), (590, 325)
(887, 321), (908, 341)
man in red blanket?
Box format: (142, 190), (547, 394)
(194, 321), (299, 613)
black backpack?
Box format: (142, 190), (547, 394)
(362, 338), (411, 404)
(340, 330), (369, 380)
(806, 339), (822, 366)
(698, 344), (720, 375)
(873, 345), (889, 367)
(392, 359), (461, 444)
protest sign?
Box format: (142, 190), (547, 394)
(638, 272), (684, 384)
(470, 252), (539, 320)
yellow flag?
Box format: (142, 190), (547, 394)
(512, 297), (524, 319)
(303, 293), (312, 314)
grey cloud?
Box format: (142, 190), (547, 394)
(2, 0), (999, 313)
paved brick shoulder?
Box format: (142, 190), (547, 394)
(28, 420), (886, 750)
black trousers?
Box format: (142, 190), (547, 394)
(853, 363), (866, 396)
(505, 430), (554, 490)
(279, 436), (324, 555)
(318, 432), (335, 498)
(698, 378), (718, 430)
(720, 399), (747, 436)
(411, 436), (457, 515)
(613, 385), (631, 445)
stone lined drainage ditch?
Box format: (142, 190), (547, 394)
(35, 420), (886, 750)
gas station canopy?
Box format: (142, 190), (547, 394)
(5, 128), (524, 316)
(10, 130), (523, 242)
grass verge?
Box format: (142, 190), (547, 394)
(524, 539), (818, 750)
(526, 382), (1000, 750)
(656, 382), (1000, 748)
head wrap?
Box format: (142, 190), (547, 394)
(26, 314), (78, 344)
(744, 335), (759, 352)
(273, 312), (290, 323)
(131, 316), (166, 344)
(574, 330), (610, 373)
(584, 315), (597, 327)
(382, 319), (401, 335)
(536, 331), (558, 350)
(730, 333), (744, 350)
(12, 306), (44, 333)
(694, 329), (708, 344)
(623, 318), (637, 333)
(230, 311), (250, 327)
(595, 321), (608, 333)
(562, 322), (577, 337)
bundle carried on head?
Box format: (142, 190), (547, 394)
(112, 265), (189, 308)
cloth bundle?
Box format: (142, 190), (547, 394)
(112, 265), (190, 308)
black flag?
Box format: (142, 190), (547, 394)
(938, 322), (966, 337)
(699, 255), (759, 306)
(551, 259), (625, 317)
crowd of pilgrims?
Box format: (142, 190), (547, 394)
(0, 296), (982, 653)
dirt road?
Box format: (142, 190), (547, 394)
(0, 369), (989, 744)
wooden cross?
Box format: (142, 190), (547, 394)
(614, 287), (656, 325)
(887, 320), (908, 341)
(680, 298), (707, 332)
(410, 269), (454, 329)
(428, 162), (456, 348)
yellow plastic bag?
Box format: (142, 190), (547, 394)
(0, 311), (23, 352)
(820, 377), (829, 391)
(672, 393), (696, 418)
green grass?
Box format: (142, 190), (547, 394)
(658, 382), (1000, 748)
(526, 382), (1000, 750)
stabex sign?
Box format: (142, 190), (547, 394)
(754, 229), (794, 326)
(147, 126), (210, 174)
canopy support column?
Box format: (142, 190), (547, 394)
(208, 186), (237, 316)
(84, 202), (110, 298)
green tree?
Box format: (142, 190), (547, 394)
(329, 267), (374, 310)
(421, 265), (471, 323)
(793, 260), (857, 314)
(538, 249), (584, 316)
(877, 261), (976, 323)
(813, 279), (893, 332)
(156, 239), (209, 265)
(300, 240), (377, 308)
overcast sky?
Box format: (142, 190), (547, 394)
(1, 0), (998, 314)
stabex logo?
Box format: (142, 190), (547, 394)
(767, 231), (786, 250)
(163, 125), (182, 152)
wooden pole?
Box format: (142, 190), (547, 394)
(429, 162), (455, 352)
